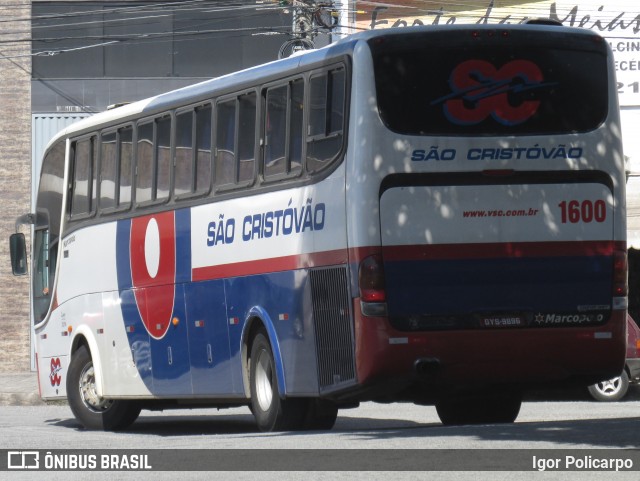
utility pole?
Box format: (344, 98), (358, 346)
(278, 1), (341, 58)
(333, 0), (354, 43)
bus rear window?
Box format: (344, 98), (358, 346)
(369, 28), (609, 135)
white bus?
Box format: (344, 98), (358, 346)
(11, 22), (627, 431)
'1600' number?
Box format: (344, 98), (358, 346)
(558, 200), (606, 224)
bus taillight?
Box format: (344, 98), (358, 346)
(613, 249), (628, 297)
(359, 254), (386, 303)
(359, 254), (388, 317)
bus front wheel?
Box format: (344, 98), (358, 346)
(249, 330), (307, 432)
(67, 345), (141, 431)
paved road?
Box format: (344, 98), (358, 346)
(1, 395), (639, 480)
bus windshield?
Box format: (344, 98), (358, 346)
(369, 28), (609, 135)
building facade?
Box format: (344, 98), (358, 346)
(0, 1), (32, 372)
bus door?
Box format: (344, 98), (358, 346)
(184, 280), (234, 395)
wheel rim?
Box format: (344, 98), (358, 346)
(255, 349), (273, 412)
(594, 376), (622, 396)
(78, 362), (113, 413)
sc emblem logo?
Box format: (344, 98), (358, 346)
(440, 59), (548, 126)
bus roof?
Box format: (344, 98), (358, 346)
(42, 22), (602, 152)
(43, 36), (357, 150)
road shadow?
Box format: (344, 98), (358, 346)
(48, 403), (640, 449)
(333, 416), (640, 448)
(48, 410), (258, 435)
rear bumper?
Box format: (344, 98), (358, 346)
(353, 302), (627, 393)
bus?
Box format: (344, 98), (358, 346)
(10, 22), (628, 431)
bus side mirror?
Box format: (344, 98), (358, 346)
(10, 233), (27, 276)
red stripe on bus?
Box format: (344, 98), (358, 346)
(380, 240), (623, 261)
(191, 248), (349, 282)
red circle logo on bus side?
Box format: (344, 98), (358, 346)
(130, 211), (176, 339)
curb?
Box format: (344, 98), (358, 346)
(0, 392), (46, 406)
(0, 373), (45, 406)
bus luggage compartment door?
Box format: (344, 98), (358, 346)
(379, 179), (617, 332)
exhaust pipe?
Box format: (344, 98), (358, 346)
(414, 357), (440, 376)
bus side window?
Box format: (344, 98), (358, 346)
(195, 104), (212, 194)
(265, 85), (288, 178)
(309, 74), (328, 138)
(136, 122), (153, 204)
(264, 79), (304, 180)
(70, 137), (96, 217)
(175, 110), (195, 196)
(32, 228), (51, 321)
(215, 99), (236, 187)
(100, 127), (133, 212)
(134, 116), (171, 204)
(33, 140), (65, 322)
(99, 131), (117, 210)
(238, 92), (257, 183)
(307, 67), (346, 173)
(156, 116), (172, 201)
(290, 79), (304, 176)
(175, 104), (212, 198)
(118, 126), (133, 208)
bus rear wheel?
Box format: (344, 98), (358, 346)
(249, 330), (307, 432)
(67, 345), (141, 431)
(303, 399), (338, 430)
(435, 388), (521, 426)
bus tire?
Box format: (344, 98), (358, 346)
(435, 388), (521, 426)
(67, 345), (141, 431)
(249, 330), (307, 432)
(587, 370), (630, 402)
(303, 399), (338, 430)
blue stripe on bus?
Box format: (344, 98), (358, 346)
(115, 214), (319, 397)
(175, 208), (192, 283)
(115, 217), (132, 290)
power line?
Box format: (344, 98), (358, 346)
(0, 1), (285, 35)
(2, 1), (638, 61)
(0, 0), (294, 26)
(0, 0), (342, 60)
